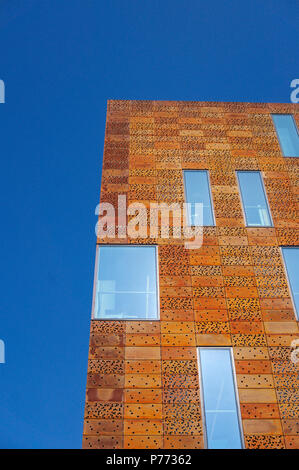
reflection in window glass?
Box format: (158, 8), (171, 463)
(184, 170), (214, 226)
(282, 247), (299, 320)
(199, 348), (243, 449)
(94, 245), (158, 320)
(237, 171), (272, 227)
(272, 114), (299, 157)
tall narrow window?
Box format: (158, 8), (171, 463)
(184, 170), (214, 226)
(272, 114), (299, 157)
(282, 247), (299, 320)
(237, 171), (272, 227)
(94, 245), (159, 320)
(198, 348), (243, 449)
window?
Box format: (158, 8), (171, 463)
(272, 114), (299, 157)
(237, 171), (272, 227)
(198, 348), (243, 449)
(281, 247), (299, 320)
(93, 245), (159, 320)
(184, 170), (214, 226)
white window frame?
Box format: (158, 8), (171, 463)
(91, 244), (160, 321)
(236, 170), (273, 228)
(281, 246), (299, 321)
(197, 346), (244, 449)
(183, 169), (216, 227)
(271, 114), (299, 158)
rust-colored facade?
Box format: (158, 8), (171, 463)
(83, 100), (299, 449)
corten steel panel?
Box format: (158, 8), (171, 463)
(83, 100), (299, 450)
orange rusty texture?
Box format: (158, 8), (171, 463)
(83, 100), (299, 450)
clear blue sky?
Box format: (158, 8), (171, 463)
(0, 0), (298, 449)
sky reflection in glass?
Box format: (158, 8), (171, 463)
(184, 170), (214, 226)
(282, 247), (299, 320)
(199, 348), (243, 449)
(95, 245), (158, 320)
(272, 114), (299, 157)
(237, 171), (272, 226)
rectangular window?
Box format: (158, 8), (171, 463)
(184, 170), (215, 226)
(281, 247), (299, 320)
(237, 171), (272, 227)
(93, 245), (159, 320)
(198, 348), (243, 449)
(272, 114), (299, 157)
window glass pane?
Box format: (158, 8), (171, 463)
(272, 114), (299, 157)
(94, 246), (158, 320)
(199, 348), (243, 449)
(237, 171), (272, 227)
(282, 247), (299, 320)
(184, 170), (214, 226)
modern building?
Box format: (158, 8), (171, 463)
(83, 100), (299, 449)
